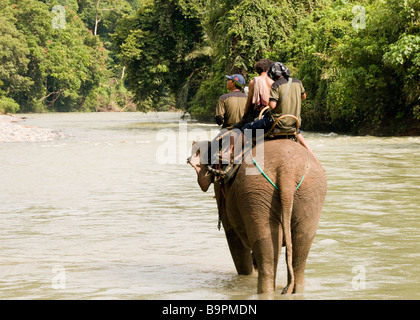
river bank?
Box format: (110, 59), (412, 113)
(0, 114), (65, 142)
(2, 111), (418, 142)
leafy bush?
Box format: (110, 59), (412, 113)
(0, 96), (20, 114)
(279, 0), (420, 134)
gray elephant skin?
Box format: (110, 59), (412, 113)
(188, 138), (327, 294)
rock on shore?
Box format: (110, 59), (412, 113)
(0, 114), (65, 142)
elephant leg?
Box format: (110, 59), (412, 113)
(224, 228), (254, 275)
(218, 192), (254, 275)
(290, 215), (321, 293)
(291, 245), (309, 294)
(252, 238), (278, 293)
(289, 230), (316, 293)
(251, 221), (282, 294)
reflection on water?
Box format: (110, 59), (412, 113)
(0, 112), (419, 299)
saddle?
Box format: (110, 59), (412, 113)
(208, 110), (299, 184)
(258, 106), (299, 141)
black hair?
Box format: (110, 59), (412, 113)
(255, 59), (274, 74)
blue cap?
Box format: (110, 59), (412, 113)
(225, 74), (245, 87)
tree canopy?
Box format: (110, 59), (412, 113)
(113, 0), (419, 134)
(1, 0), (419, 135)
(0, 0), (136, 113)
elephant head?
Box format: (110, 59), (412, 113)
(187, 141), (212, 192)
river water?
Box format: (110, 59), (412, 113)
(0, 112), (418, 300)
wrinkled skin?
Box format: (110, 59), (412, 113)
(188, 139), (327, 294)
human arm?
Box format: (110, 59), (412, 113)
(215, 115), (224, 126)
(269, 84), (278, 110)
(244, 79), (254, 114)
(215, 98), (225, 126)
(269, 100), (277, 110)
(301, 82), (306, 100)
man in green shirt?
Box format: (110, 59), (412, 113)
(206, 74), (247, 165)
(215, 74), (247, 129)
(269, 74), (305, 131)
(242, 62), (312, 153)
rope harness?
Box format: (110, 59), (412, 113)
(251, 155), (306, 191)
(209, 113), (308, 230)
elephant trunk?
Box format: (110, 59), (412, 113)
(187, 156), (212, 192)
(197, 166), (212, 192)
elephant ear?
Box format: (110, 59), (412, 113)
(190, 141), (210, 164)
(191, 141), (200, 157)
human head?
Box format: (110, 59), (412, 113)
(255, 59), (273, 74)
(268, 62), (291, 80)
(225, 74), (245, 90)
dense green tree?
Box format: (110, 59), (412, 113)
(188, 0), (319, 120)
(113, 0), (209, 111)
(0, 0), (137, 113)
(1, 0), (110, 112)
(113, 0), (318, 117)
(75, 0), (139, 110)
(0, 0), (32, 113)
(280, 0), (420, 134)
(1, 0), (418, 134)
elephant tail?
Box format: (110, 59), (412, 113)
(281, 149), (310, 294)
(281, 203), (295, 294)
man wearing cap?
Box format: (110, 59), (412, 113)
(215, 74), (247, 130)
(205, 74), (247, 166)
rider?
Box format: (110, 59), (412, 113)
(229, 59), (273, 161)
(209, 74), (247, 165)
(241, 62), (312, 153)
(233, 59), (274, 129)
(215, 74), (247, 130)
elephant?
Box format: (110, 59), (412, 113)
(187, 138), (327, 294)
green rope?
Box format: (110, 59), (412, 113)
(251, 156), (304, 191)
(251, 156), (278, 190)
(296, 174), (305, 190)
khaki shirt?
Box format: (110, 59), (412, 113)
(215, 91), (247, 129)
(269, 78), (305, 131)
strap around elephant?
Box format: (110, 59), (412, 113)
(251, 155), (305, 191)
(251, 156), (278, 190)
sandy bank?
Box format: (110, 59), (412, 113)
(0, 114), (65, 142)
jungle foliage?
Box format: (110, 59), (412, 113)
(113, 0), (419, 134)
(0, 0), (138, 113)
(1, 0), (419, 134)
(286, 0), (420, 134)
